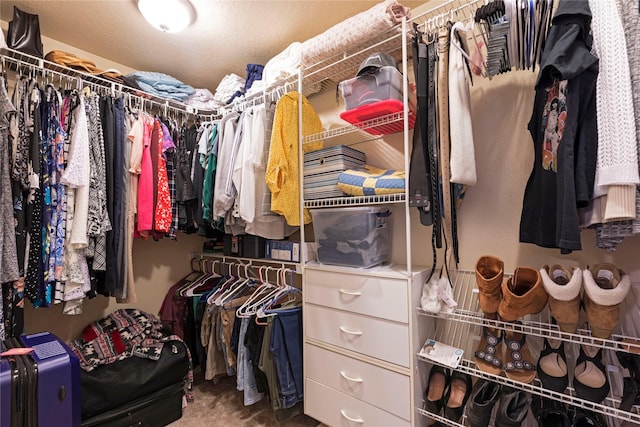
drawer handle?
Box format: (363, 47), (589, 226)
(340, 410), (364, 424)
(339, 289), (362, 297)
(340, 371), (363, 383)
(339, 326), (363, 336)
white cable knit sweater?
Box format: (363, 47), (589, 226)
(588, 0), (639, 205)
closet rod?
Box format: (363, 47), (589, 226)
(412, 0), (484, 32)
(0, 47), (218, 119)
(191, 256), (298, 287)
(191, 253), (300, 273)
(221, 76), (299, 115)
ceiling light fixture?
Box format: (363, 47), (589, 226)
(137, 0), (195, 33)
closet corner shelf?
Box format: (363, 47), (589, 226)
(303, 109), (412, 148)
(304, 192), (405, 208)
(417, 355), (640, 424)
(417, 270), (640, 355)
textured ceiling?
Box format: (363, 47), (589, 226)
(1, 0), (426, 92)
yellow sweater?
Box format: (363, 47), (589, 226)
(266, 92), (323, 226)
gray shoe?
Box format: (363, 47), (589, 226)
(494, 387), (531, 427)
(466, 379), (500, 427)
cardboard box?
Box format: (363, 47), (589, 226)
(265, 241), (316, 263)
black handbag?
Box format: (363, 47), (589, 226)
(6, 6), (44, 58)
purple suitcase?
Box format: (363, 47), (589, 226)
(1, 332), (81, 427)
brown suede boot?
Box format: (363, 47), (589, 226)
(583, 264), (631, 339)
(498, 267), (548, 322)
(540, 265), (582, 333)
(475, 256), (504, 317)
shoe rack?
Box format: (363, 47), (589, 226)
(416, 269), (640, 426)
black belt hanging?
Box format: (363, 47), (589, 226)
(409, 26), (433, 227)
(426, 38), (441, 250)
(410, 28), (442, 282)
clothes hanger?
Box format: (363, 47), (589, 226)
(206, 262), (237, 304)
(216, 263), (253, 306)
(173, 258), (211, 296)
(236, 266), (280, 318)
(450, 22), (472, 63)
(181, 259), (223, 297)
(256, 268), (301, 319)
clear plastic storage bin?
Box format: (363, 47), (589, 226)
(339, 66), (403, 111)
(311, 206), (392, 268)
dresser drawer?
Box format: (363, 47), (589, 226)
(305, 378), (410, 427)
(305, 304), (409, 367)
(305, 268), (408, 323)
(305, 343), (410, 419)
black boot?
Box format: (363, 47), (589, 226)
(570, 407), (607, 427)
(494, 387), (531, 427)
(466, 379), (500, 427)
(531, 395), (570, 427)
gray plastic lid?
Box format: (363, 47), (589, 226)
(356, 52), (398, 76)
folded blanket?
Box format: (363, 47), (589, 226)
(338, 165), (405, 196)
(184, 88), (224, 110)
(213, 73), (246, 104)
(126, 71), (195, 101)
(263, 42), (304, 86)
(301, 0), (410, 67)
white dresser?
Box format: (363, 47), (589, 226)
(303, 263), (428, 427)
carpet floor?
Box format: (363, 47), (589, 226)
(169, 371), (320, 427)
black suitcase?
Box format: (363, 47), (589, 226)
(80, 383), (184, 427)
(80, 339), (189, 422)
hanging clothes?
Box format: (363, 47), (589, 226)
(61, 95), (92, 314)
(23, 81), (46, 306)
(121, 111), (144, 304)
(588, 0), (638, 223)
(116, 107), (132, 300)
(85, 92), (111, 275)
(136, 113), (155, 238)
(152, 118), (172, 235)
(0, 76), (19, 285)
(595, 0), (640, 251)
(520, 0), (598, 253)
(241, 105), (295, 239)
(100, 96), (117, 295)
(0, 75), (21, 340)
(44, 86), (69, 304)
(212, 111), (240, 222)
(175, 122), (198, 234)
(266, 92), (322, 226)
(111, 97), (126, 293)
(162, 121), (178, 240)
(448, 22), (477, 187)
(201, 121), (220, 225)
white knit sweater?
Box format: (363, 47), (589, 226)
(589, 0), (639, 195)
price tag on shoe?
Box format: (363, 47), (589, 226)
(419, 339), (464, 369)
